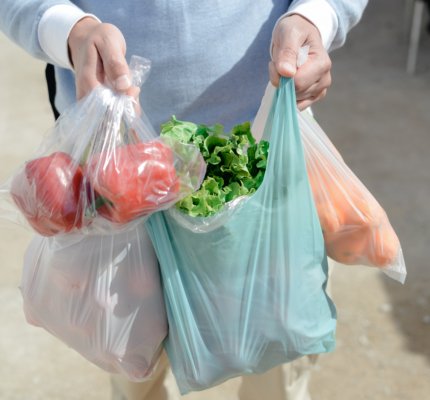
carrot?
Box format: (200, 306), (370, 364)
(315, 202), (341, 234)
(366, 223), (400, 267)
(306, 138), (401, 268)
(324, 226), (369, 265)
(309, 170), (382, 232)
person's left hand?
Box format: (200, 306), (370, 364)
(270, 14), (332, 110)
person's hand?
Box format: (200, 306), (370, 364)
(68, 17), (139, 100)
(270, 14), (332, 110)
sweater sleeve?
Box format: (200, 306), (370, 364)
(0, 0), (84, 64)
(325, 0), (368, 50)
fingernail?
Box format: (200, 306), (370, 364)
(114, 74), (131, 91)
(280, 62), (296, 75)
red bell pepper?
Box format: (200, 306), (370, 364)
(88, 141), (180, 223)
(10, 152), (84, 236)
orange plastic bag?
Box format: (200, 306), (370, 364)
(299, 109), (406, 283)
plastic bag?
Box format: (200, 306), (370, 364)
(299, 110), (406, 283)
(20, 222), (166, 381)
(0, 55), (205, 236)
(145, 77), (337, 394)
(252, 83), (406, 284)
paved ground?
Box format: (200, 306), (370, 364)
(1, 1), (429, 399)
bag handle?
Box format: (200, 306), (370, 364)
(260, 77), (308, 187)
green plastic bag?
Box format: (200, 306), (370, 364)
(145, 78), (337, 394)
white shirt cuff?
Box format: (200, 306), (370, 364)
(285, 0), (338, 50)
(38, 5), (101, 69)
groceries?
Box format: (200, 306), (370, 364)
(160, 117), (268, 217)
(4, 56), (205, 236)
(299, 109), (405, 281)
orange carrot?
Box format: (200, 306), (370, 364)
(366, 223), (400, 267)
(324, 226), (369, 265)
(307, 151), (393, 267)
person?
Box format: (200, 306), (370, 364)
(0, 1), (368, 399)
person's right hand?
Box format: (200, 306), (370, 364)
(68, 17), (138, 100)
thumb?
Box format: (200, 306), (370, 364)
(272, 18), (306, 78)
(273, 40), (300, 78)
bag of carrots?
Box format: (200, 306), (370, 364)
(252, 84), (406, 284)
(298, 109), (406, 283)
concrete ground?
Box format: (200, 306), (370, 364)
(1, 1), (429, 399)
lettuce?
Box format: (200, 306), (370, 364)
(160, 116), (269, 217)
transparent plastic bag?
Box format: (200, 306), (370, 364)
(252, 83), (406, 284)
(21, 222), (166, 381)
(145, 78), (336, 394)
(299, 110), (406, 283)
(0, 55), (205, 236)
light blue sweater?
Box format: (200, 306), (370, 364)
(0, 0), (367, 131)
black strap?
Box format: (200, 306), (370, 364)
(45, 63), (60, 120)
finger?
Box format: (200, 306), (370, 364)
(126, 86), (140, 99)
(75, 43), (101, 99)
(297, 89), (327, 110)
(126, 86), (141, 116)
(268, 61), (280, 87)
(95, 25), (130, 92)
(295, 73), (331, 101)
(294, 52), (331, 94)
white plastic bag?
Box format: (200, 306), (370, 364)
(20, 222), (167, 381)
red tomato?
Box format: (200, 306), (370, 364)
(88, 141), (180, 223)
(11, 152), (84, 236)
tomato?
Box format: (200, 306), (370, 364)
(11, 152), (84, 236)
(88, 141), (180, 223)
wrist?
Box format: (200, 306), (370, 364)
(38, 5), (100, 69)
(271, 14), (322, 61)
(283, 0), (338, 50)
(283, 14), (321, 39)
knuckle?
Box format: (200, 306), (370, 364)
(276, 47), (298, 63)
(294, 77), (306, 92)
(90, 22), (110, 39)
(322, 55), (332, 72)
(106, 57), (126, 74)
(98, 22), (119, 34)
(96, 23), (126, 49)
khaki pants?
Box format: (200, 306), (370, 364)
(111, 352), (319, 400)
